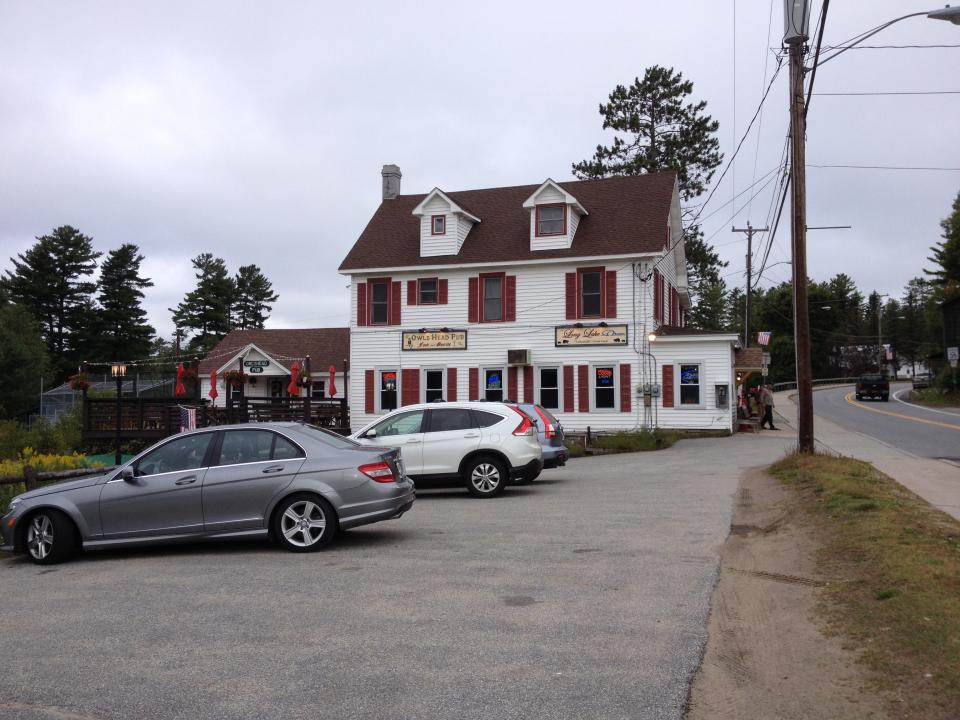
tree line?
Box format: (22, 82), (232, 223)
(0, 225), (278, 417)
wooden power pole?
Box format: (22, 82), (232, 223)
(788, 33), (814, 453)
(732, 223), (768, 347)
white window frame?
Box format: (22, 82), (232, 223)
(675, 361), (705, 409)
(590, 363), (619, 412)
(310, 380), (326, 399)
(422, 367), (446, 403)
(483, 366), (506, 402)
(536, 366), (562, 411)
(376, 368), (400, 413)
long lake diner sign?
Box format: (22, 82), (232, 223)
(402, 329), (468, 351)
(555, 324), (629, 347)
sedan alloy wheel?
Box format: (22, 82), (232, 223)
(274, 494), (338, 552)
(27, 514), (53, 561)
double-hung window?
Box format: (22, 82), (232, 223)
(380, 370), (398, 412)
(536, 205), (565, 236)
(424, 369), (444, 403)
(539, 368), (559, 410)
(580, 270), (602, 317)
(679, 364), (701, 405)
(594, 366), (616, 409)
(370, 280), (389, 325)
(431, 215), (446, 235)
(482, 276), (503, 322)
(418, 278), (438, 305)
(310, 380), (326, 399)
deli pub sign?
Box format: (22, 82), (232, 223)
(402, 329), (468, 351)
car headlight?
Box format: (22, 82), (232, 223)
(6, 497), (22, 515)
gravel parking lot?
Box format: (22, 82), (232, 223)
(0, 436), (791, 720)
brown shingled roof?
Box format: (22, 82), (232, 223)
(735, 347), (765, 370)
(198, 328), (349, 375)
(654, 326), (738, 338)
(339, 172), (677, 271)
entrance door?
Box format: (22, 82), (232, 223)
(270, 379), (284, 405)
(100, 432), (215, 538)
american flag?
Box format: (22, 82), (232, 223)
(179, 406), (197, 432)
(757, 331), (772, 346)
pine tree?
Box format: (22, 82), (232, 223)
(93, 244), (155, 362)
(0, 304), (52, 418)
(232, 264), (279, 330)
(925, 190), (960, 286)
(687, 280), (728, 331)
(171, 254), (235, 353)
(0, 225), (101, 376)
(572, 66), (722, 202)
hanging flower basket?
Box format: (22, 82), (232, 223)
(223, 369), (247, 388)
(298, 370), (312, 387)
(69, 373), (91, 392)
(181, 367), (199, 390)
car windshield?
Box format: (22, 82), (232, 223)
(290, 424), (362, 449)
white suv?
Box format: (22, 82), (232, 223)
(351, 402), (543, 498)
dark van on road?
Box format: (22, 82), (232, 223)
(856, 373), (889, 402)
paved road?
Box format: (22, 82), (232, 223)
(0, 434), (793, 720)
(812, 383), (960, 461)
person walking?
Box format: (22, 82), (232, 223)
(760, 383), (777, 430)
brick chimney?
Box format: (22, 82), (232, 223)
(381, 164), (402, 200)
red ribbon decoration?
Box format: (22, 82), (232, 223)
(287, 361), (300, 396)
(175, 362), (186, 397)
(328, 365), (337, 397)
(208, 369), (218, 401)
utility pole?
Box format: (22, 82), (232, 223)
(786, 3), (814, 453)
(732, 223), (768, 347)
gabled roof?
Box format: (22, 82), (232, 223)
(522, 178), (588, 215)
(411, 188), (481, 223)
(198, 328), (350, 375)
(339, 172), (678, 272)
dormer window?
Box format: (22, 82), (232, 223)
(536, 205), (566, 236)
(431, 215), (446, 235)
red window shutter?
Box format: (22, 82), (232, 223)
(407, 280), (418, 305)
(654, 272), (663, 322)
(468, 367), (479, 401)
(438, 278), (448, 305)
(662, 365), (675, 408)
(523, 366), (533, 403)
(468, 277), (479, 323)
(401, 368), (419, 406)
(565, 272), (577, 320)
(508, 366), (518, 402)
(364, 369), (374, 413)
(357, 283), (368, 327)
(605, 270), (617, 318)
(447, 367), (457, 401)
(563, 366), (574, 412)
(578, 365), (589, 412)
(620, 364), (631, 413)
(505, 275), (516, 322)
(390, 281), (402, 325)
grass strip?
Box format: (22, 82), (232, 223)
(771, 453), (960, 718)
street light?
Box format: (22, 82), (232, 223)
(111, 362), (127, 466)
(785, 3), (958, 452)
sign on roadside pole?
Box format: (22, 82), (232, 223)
(948, 346), (959, 368)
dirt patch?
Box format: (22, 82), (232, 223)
(685, 466), (891, 720)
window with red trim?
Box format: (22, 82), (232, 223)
(431, 215), (446, 235)
(536, 204), (566, 236)
(578, 268), (603, 318)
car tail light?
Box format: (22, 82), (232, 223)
(508, 406), (535, 436)
(532, 406), (555, 439)
(358, 461), (396, 483)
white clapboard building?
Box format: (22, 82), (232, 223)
(338, 165), (739, 432)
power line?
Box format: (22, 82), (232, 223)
(819, 43), (960, 50)
(808, 164), (960, 171)
(811, 90), (960, 96)
(747, 0), (777, 221)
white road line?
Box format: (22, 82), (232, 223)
(892, 388), (960, 420)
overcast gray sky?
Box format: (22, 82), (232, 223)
(2, 1), (958, 346)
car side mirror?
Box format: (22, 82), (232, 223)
(121, 466), (135, 482)
(365, 428), (377, 438)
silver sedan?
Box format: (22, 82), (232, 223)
(1, 423), (415, 564)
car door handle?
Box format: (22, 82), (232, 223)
(261, 465), (285, 474)
(174, 475), (197, 485)
(406, 439), (422, 444)
(463, 433), (480, 438)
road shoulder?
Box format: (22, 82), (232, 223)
(685, 465), (890, 720)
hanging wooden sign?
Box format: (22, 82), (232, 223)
(401, 330), (468, 351)
(555, 324), (629, 347)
